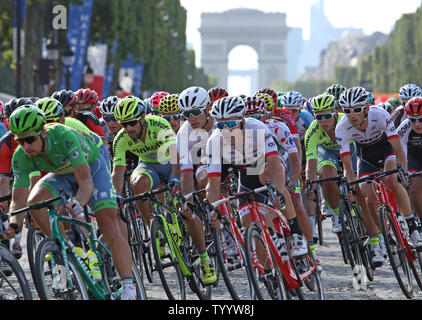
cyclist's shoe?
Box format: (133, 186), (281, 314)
(121, 283), (136, 300)
(262, 272), (278, 299)
(156, 232), (166, 258)
(86, 250), (102, 281)
(409, 230), (422, 251)
(291, 234), (308, 257)
(313, 252), (323, 272)
(201, 261), (217, 285)
(12, 243), (22, 260)
(1, 261), (12, 277)
(331, 214), (342, 233)
(370, 244), (384, 268)
(322, 199), (333, 217)
(378, 234), (388, 258)
(44, 253), (52, 262)
(390, 245), (401, 267)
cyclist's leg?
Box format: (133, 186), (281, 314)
(408, 154), (422, 219)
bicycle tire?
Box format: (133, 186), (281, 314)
(214, 215), (250, 300)
(150, 217), (185, 300)
(97, 235), (147, 300)
(244, 223), (288, 300)
(315, 199), (324, 246)
(409, 250), (422, 291)
(26, 228), (46, 284)
(0, 244), (33, 300)
(379, 206), (414, 299)
(34, 238), (89, 300)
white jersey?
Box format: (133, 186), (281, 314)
(176, 119), (216, 173)
(397, 119), (422, 156)
(335, 106), (399, 157)
(206, 118), (278, 178)
(265, 119), (298, 155)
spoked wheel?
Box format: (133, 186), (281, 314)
(244, 223), (287, 300)
(150, 217), (185, 300)
(26, 228), (46, 284)
(379, 207), (414, 299)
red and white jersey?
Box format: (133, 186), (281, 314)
(397, 119), (422, 156)
(265, 119), (298, 155)
(272, 108), (299, 139)
(335, 106), (399, 157)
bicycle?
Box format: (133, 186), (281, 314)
(352, 167), (416, 298)
(304, 183), (324, 245)
(8, 191), (147, 300)
(0, 194), (33, 300)
(206, 180), (324, 300)
(122, 185), (213, 300)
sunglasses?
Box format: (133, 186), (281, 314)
(163, 114), (182, 122)
(343, 107), (364, 114)
(103, 116), (116, 122)
(120, 120), (139, 128)
(247, 114), (264, 120)
(15, 131), (42, 146)
(315, 113), (335, 121)
(216, 119), (242, 130)
(408, 117), (422, 123)
(183, 109), (203, 119)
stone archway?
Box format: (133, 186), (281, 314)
(199, 8), (288, 90)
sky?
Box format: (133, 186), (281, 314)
(179, 0), (421, 94)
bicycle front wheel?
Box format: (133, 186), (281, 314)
(379, 207), (414, 299)
(26, 228), (46, 284)
(244, 223), (287, 300)
(34, 238), (88, 300)
(150, 217), (185, 300)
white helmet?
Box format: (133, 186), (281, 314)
(339, 87), (369, 108)
(398, 84), (422, 99)
(178, 86), (211, 112)
(100, 96), (120, 116)
(211, 96), (246, 120)
(281, 91), (303, 107)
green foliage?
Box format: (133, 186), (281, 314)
(271, 79), (333, 98)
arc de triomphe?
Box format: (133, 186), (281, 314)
(199, 9), (288, 91)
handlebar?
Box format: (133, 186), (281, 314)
(122, 185), (170, 204)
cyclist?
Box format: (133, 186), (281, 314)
(378, 101), (394, 115)
(99, 96), (121, 149)
(398, 97), (422, 239)
(208, 86), (228, 104)
(325, 84), (347, 104)
(391, 84), (422, 129)
(336, 87), (422, 255)
(158, 94), (182, 134)
(388, 96), (400, 108)
(205, 96), (308, 258)
(150, 91), (169, 115)
(6, 105), (136, 299)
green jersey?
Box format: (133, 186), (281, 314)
(112, 115), (176, 166)
(12, 123), (101, 188)
(304, 113), (346, 161)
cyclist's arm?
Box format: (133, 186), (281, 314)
(73, 163), (94, 207)
(5, 187), (29, 238)
(341, 154), (356, 185)
(294, 137), (302, 164)
(0, 176), (10, 212)
(389, 136), (408, 173)
(111, 165), (126, 196)
(288, 151), (301, 184)
(305, 159), (318, 182)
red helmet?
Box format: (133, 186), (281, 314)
(255, 88), (278, 105)
(151, 91), (169, 112)
(75, 88), (98, 105)
(244, 96), (266, 115)
(404, 97), (422, 117)
(208, 87), (228, 103)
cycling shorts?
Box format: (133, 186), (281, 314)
(407, 150), (422, 173)
(132, 161), (172, 189)
(317, 143), (357, 173)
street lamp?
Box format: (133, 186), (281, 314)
(46, 37), (59, 61)
(62, 42), (75, 89)
(83, 62), (94, 88)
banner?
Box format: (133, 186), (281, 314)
(61, 0), (93, 90)
(86, 43), (108, 100)
(102, 38), (119, 98)
(132, 62), (144, 98)
(119, 53), (144, 98)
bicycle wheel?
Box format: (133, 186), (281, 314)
(409, 250), (422, 291)
(244, 223), (287, 300)
(97, 235), (147, 300)
(0, 244), (32, 300)
(150, 217), (185, 300)
(34, 238), (89, 300)
(214, 215), (250, 300)
(26, 228), (46, 283)
(315, 200), (324, 246)
(379, 206), (414, 299)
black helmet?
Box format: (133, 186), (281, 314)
(51, 90), (77, 108)
(4, 97), (33, 118)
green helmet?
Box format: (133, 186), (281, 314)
(9, 105), (46, 135)
(114, 96), (146, 123)
(388, 96), (400, 108)
(311, 94), (336, 113)
(35, 97), (64, 121)
(276, 91), (285, 109)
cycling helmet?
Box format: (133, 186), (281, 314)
(255, 88), (278, 105)
(178, 86), (211, 112)
(339, 87), (369, 108)
(9, 105), (46, 135)
(151, 91), (169, 113)
(378, 102), (394, 114)
(52, 90), (78, 108)
(28, 96), (40, 103)
(276, 92), (285, 109)
(404, 97), (422, 117)
(244, 96), (266, 115)
(387, 96), (400, 108)
(159, 94), (180, 115)
(367, 92), (375, 105)
(35, 97), (64, 121)
(255, 93), (275, 111)
(208, 87), (228, 103)
(75, 88), (99, 105)
(100, 96), (120, 116)
(4, 97), (33, 118)
(325, 84), (347, 101)
(211, 96), (246, 120)
(311, 94), (336, 113)
(398, 84), (422, 99)
(281, 91), (303, 107)
(114, 96), (146, 123)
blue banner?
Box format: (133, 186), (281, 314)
(102, 38), (119, 98)
(61, 0), (93, 90)
(132, 62), (144, 98)
(13, 0), (26, 27)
